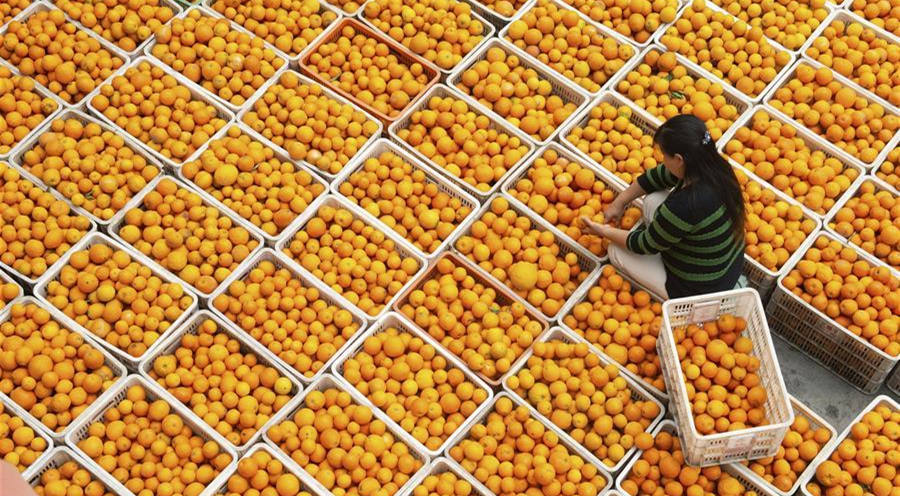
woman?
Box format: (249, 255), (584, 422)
(583, 115), (745, 299)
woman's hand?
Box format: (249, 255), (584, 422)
(604, 199), (625, 224)
(581, 216), (609, 237)
(0, 461), (37, 496)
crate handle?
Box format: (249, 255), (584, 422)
(691, 301), (721, 323)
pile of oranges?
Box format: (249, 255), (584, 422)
(211, 259), (362, 379)
(457, 45), (579, 142)
(743, 403), (832, 493)
(337, 148), (473, 255)
(659, 0), (791, 98)
(0, 280), (19, 309)
(805, 18), (900, 107)
(848, 0), (900, 37)
(43, 241), (194, 359)
(208, 0), (339, 58)
(0, 163), (92, 280)
(91, 60), (229, 164)
(673, 314), (771, 435)
(341, 326), (490, 451)
(805, 401), (899, 496)
(769, 64), (898, 165)
(448, 395), (609, 496)
(454, 197), (590, 318)
(151, 10), (286, 108)
(305, 22), (433, 118)
(564, 100), (661, 185)
(266, 386), (424, 495)
(506, 339), (661, 467)
(0, 0), (29, 26)
(876, 148), (900, 192)
(117, 178), (260, 295)
(507, 147), (642, 257)
(0, 67), (58, 156)
(723, 110), (860, 215)
(620, 427), (756, 496)
(412, 470), (477, 496)
(562, 0), (679, 44)
(148, 317), (295, 448)
(829, 180), (900, 270)
(363, 0), (487, 70)
(76, 383), (233, 496)
(615, 49), (741, 141)
(0, 302), (120, 434)
(782, 235), (900, 356)
(712, 0), (830, 50)
(505, 0), (636, 93)
(21, 117), (161, 222)
(54, 0), (175, 52)
(735, 168), (818, 272)
(242, 71), (380, 176)
(0, 8), (125, 105)
(282, 203), (421, 316)
(477, 0), (529, 17)
(33, 455), (115, 496)
(397, 254), (546, 381)
(225, 448), (311, 496)
(324, 0), (365, 14)
(561, 265), (665, 394)
(0, 400), (48, 474)
(394, 93), (530, 193)
(180, 126), (327, 238)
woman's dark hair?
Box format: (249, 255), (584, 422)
(654, 115), (745, 241)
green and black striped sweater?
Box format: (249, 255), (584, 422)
(626, 165), (744, 298)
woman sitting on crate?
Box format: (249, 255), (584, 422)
(583, 115), (746, 300)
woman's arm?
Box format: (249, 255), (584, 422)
(581, 218), (631, 246)
(605, 180), (646, 223)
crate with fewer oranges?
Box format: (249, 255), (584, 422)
(300, 18), (440, 123)
(721, 108), (862, 217)
(393, 251), (549, 385)
(560, 0), (680, 46)
(405, 459), (491, 496)
(710, 0), (830, 51)
(657, 0), (793, 100)
(560, 264), (666, 398)
(209, 443), (318, 496)
(502, 327), (665, 473)
(502, 142), (642, 259)
(766, 231), (900, 392)
(501, 0), (637, 94)
(802, 395), (899, 496)
(825, 176), (899, 271)
(449, 39), (589, 144)
(210, 249), (368, 382)
(0, 393), (52, 479)
(765, 61), (900, 169)
(613, 48), (749, 142)
(27, 447), (121, 496)
(452, 196), (597, 319)
(658, 288), (794, 466)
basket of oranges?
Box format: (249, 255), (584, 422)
(0, 391), (55, 481)
(27, 446), (122, 496)
(658, 287), (794, 466)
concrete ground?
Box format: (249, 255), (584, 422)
(773, 335), (899, 433)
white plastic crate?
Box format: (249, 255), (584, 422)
(500, 326), (665, 474)
(0, 389), (55, 481)
(731, 395), (839, 496)
(389, 250), (551, 388)
(442, 392), (613, 494)
(210, 442), (321, 495)
(0, 294), (128, 442)
(138, 310), (304, 454)
(54, 0), (184, 57)
(615, 420), (781, 495)
(174, 122), (331, 248)
(888, 364), (900, 396)
(105, 174), (265, 303)
(64, 374), (239, 496)
(83, 56), (235, 171)
(397, 458), (492, 496)
(330, 138), (481, 260)
(206, 247), (369, 384)
(388, 83), (537, 200)
(262, 373), (431, 496)
(557, 91), (662, 190)
(447, 193), (600, 322)
(26, 447), (120, 494)
(798, 395), (899, 496)
(236, 69), (383, 184)
(329, 311), (494, 458)
(446, 38), (591, 147)
(765, 231), (900, 393)
(658, 288), (794, 466)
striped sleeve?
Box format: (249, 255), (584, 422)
(636, 165), (679, 193)
(626, 202), (694, 255)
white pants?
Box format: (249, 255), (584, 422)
(608, 191), (670, 299)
